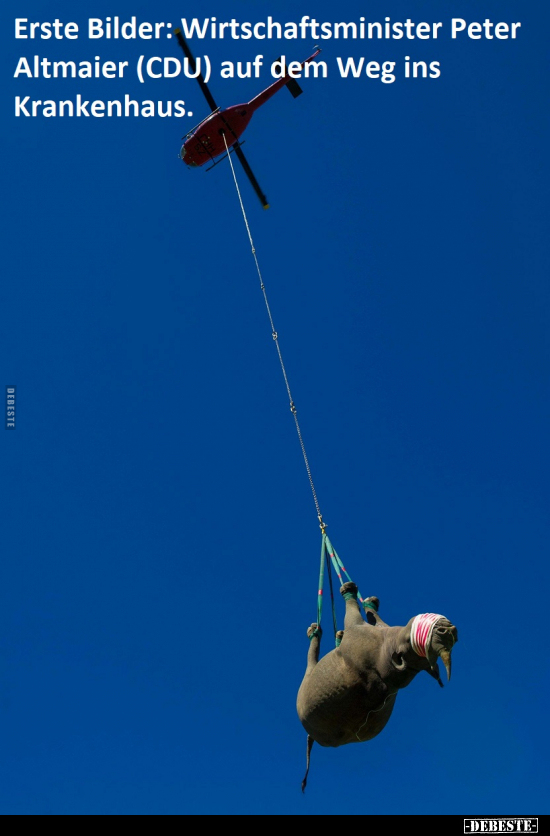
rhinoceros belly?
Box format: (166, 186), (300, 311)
(297, 656), (397, 747)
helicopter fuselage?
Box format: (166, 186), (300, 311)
(181, 103), (254, 167)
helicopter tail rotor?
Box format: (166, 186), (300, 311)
(285, 79), (303, 98)
(274, 58), (304, 98)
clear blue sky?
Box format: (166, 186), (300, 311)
(3, 0), (549, 815)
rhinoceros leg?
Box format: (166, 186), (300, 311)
(363, 596), (390, 627)
(340, 582), (390, 628)
(300, 624), (323, 791)
(305, 623), (322, 673)
(340, 581), (365, 629)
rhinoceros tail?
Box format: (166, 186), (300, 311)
(301, 735), (315, 793)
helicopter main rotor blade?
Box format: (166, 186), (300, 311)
(233, 144), (270, 210)
(174, 28), (219, 113)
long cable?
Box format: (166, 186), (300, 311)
(222, 133), (326, 533)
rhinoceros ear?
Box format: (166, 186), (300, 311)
(391, 651), (407, 672)
(425, 618), (458, 682)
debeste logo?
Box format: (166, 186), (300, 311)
(464, 821), (538, 834)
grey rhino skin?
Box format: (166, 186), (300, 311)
(296, 581), (458, 789)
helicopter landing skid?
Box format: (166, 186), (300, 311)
(205, 141), (245, 172)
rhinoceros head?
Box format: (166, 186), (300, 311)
(410, 613), (458, 685)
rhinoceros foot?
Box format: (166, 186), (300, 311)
(340, 581), (358, 596)
(363, 596), (380, 612)
(307, 623), (322, 639)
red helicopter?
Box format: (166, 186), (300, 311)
(174, 29), (321, 208)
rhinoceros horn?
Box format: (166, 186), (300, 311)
(425, 618), (457, 682)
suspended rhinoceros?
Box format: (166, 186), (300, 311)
(296, 581), (458, 790)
